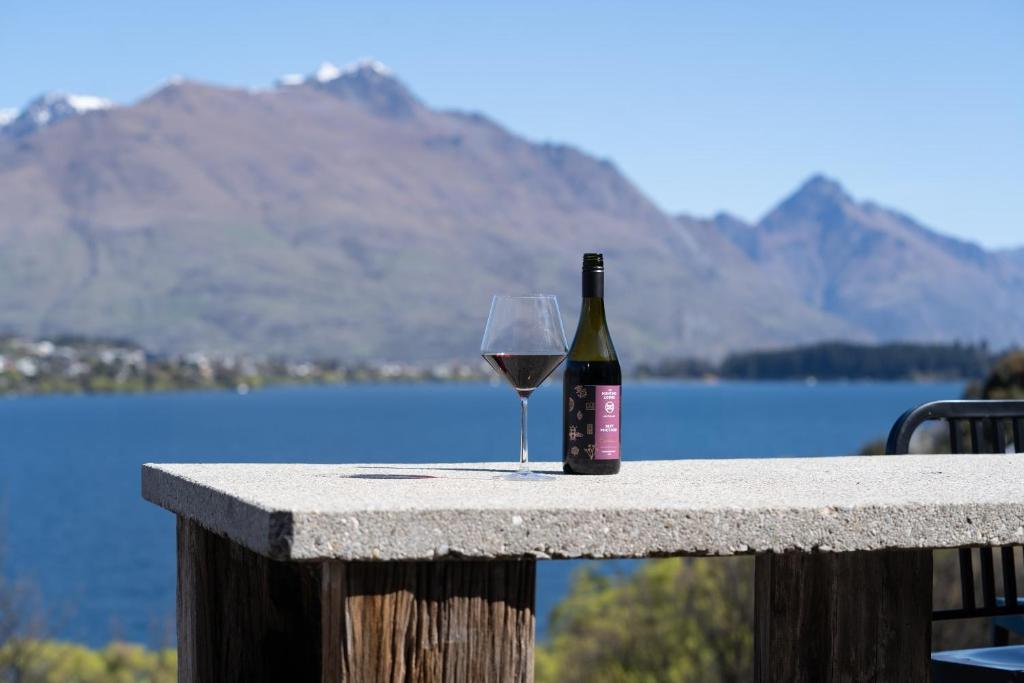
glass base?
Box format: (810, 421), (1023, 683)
(497, 468), (554, 481)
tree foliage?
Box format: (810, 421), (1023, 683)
(637, 341), (998, 381)
(973, 349), (1024, 399)
(536, 558), (753, 683)
(0, 641), (176, 683)
(719, 341), (994, 380)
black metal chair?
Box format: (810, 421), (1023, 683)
(886, 399), (1024, 682)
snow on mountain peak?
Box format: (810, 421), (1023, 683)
(1, 92), (115, 137)
(341, 58), (393, 77)
(65, 94), (114, 113)
(310, 59), (393, 84)
(314, 62), (343, 83)
(0, 108), (15, 127)
(274, 59), (397, 89)
(26, 93), (112, 126)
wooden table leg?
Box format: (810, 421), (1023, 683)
(321, 559), (536, 683)
(176, 517), (535, 682)
(176, 517), (322, 682)
(754, 549), (932, 682)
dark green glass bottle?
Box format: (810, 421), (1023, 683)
(563, 253), (621, 475)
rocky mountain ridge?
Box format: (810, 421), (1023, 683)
(0, 61), (1019, 361)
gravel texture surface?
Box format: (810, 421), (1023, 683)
(142, 456), (1024, 561)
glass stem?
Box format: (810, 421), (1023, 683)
(519, 395), (529, 471)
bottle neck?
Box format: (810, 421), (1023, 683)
(582, 270), (604, 298)
(569, 273), (616, 361)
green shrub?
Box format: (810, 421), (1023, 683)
(537, 558), (753, 683)
(0, 640), (175, 683)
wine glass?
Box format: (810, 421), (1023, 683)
(481, 295), (568, 480)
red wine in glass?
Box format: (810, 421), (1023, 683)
(482, 353), (565, 397)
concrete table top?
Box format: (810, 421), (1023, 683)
(142, 456), (1024, 562)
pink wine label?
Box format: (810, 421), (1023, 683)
(565, 384), (621, 461)
(594, 385), (620, 460)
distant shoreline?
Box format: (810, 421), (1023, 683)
(635, 340), (998, 385)
(0, 375), (971, 401)
(0, 336), (995, 398)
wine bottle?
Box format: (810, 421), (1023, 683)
(563, 253), (621, 474)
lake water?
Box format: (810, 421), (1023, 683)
(0, 380), (962, 647)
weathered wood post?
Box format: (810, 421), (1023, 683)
(754, 549), (932, 682)
(320, 560), (534, 682)
(176, 519), (535, 683)
(176, 518), (322, 682)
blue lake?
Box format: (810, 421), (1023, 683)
(0, 380), (962, 647)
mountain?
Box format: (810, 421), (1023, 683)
(2, 92), (114, 138)
(1000, 247), (1024, 274)
(302, 60), (417, 119)
(0, 62), (1018, 361)
(704, 175), (1023, 347)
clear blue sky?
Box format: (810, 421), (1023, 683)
(2, 1), (1021, 248)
